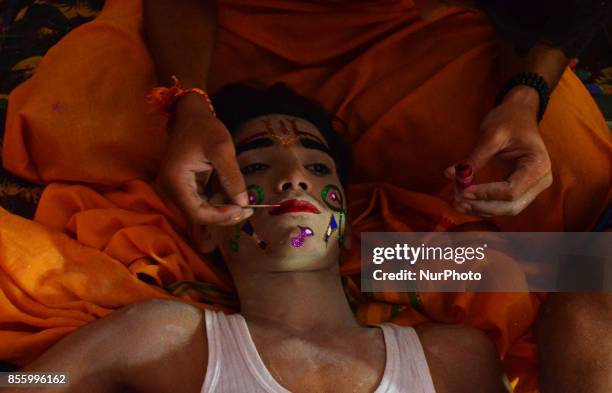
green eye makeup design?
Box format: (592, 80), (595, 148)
(247, 184), (264, 205)
(321, 184), (343, 212)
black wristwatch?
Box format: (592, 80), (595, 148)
(495, 72), (551, 123)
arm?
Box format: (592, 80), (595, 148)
(476, 0), (612, 63)
(447, 42), (561, 217)
(144, 0), (216, 90)
(415, 0), (608, 216)
(445, 1), (610, 216)
(5, 300), (207, 393)
(419, 324), (510, 393)
(143, 0), (252, 232)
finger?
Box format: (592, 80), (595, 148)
(208, 143), (248, 206)
(215, 208), (255, 226)
(444, 132), (503, 180)
(462, 175), (551, 217)
(161, 170), (211, 218)
(193, 204), (250, 225)
(463, 181), (516, 202)
(444, 165), (456, 180)
(463, 157), (550, 202)
(503, 154), (551, 195)
(167, 175), (243, 224)
(451, 199), (492, 217)
(464, 132), (505, 173)
(463, 199), (519, 217)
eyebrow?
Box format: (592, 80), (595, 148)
(235, 137), (275, 155)
(235, 131), (332, 157)
(299, 137), (332, 156)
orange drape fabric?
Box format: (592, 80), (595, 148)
(2, 0), (611, 392)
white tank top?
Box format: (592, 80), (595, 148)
(201, 310), (437, 393)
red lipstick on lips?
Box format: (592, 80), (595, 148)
(269, 199), (321, 215)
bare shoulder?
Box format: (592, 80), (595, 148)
(13, 299), (207, 393)
(116, 299), (204, 332)
(416, 324), (510, 393)
(116, 299), (208, 393)
(108, 299), (206, 356)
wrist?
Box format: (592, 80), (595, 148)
(175, 93), (216, 119)
(496, 72), (550, 122)
(148, 75), (216, 119)
(502, 85), (540, 109)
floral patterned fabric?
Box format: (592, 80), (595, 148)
(0, 0), (104, 219)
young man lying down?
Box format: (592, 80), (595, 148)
(9, 84), (509, 393)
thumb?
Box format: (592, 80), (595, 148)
(446, 131), (504, 178)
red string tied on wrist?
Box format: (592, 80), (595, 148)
(147, 75), (216, 117)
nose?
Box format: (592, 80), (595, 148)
(276, 162), (311, 193)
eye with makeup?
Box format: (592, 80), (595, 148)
(305, 163), (332, 176)
(241, 162), (269, 175)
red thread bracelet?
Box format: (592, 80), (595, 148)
(147, 75), (216, 117)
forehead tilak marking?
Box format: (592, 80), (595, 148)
(262, 118), (299, 146)
(236, 117), (327, 148)
(288, 117), (328, 146)
(279, 119), (291, 135)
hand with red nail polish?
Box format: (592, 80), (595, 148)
(445, 86), (553, 217)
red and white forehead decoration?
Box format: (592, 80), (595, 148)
(237, 116), (327, 148)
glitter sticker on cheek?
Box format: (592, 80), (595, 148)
(321, 184), (343, 212)
(323, 214), (339, 246)
(290, 226), (314, 248)
(247, 184), (264, 205)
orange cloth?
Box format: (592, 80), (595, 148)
(1, 0), (611, 392)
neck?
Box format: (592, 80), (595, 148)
(233, 265), (361, 335)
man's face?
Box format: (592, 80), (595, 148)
(205, 114), (347, 274)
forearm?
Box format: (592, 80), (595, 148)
(143, 0), (218, 89)
(475, 0), (612, 90)
(475, 0), (611, 60)
(493, 41), (569, 118)
(499, 41), (570, 91)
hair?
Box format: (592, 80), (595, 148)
(211, 83), (351, 184)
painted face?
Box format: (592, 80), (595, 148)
(206, 114), (347, 273)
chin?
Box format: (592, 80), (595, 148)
(238, 214), (340, 269)
(269, 256), (337, 272)
(264, 243), (338, 271)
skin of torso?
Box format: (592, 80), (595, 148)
(246, 321), (386, 393)
(11, 300), (505, 393)
(124, 311), (388, 393)
(113, 302), (505, 393)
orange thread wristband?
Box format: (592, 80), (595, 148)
(147, 75), (216, 117)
